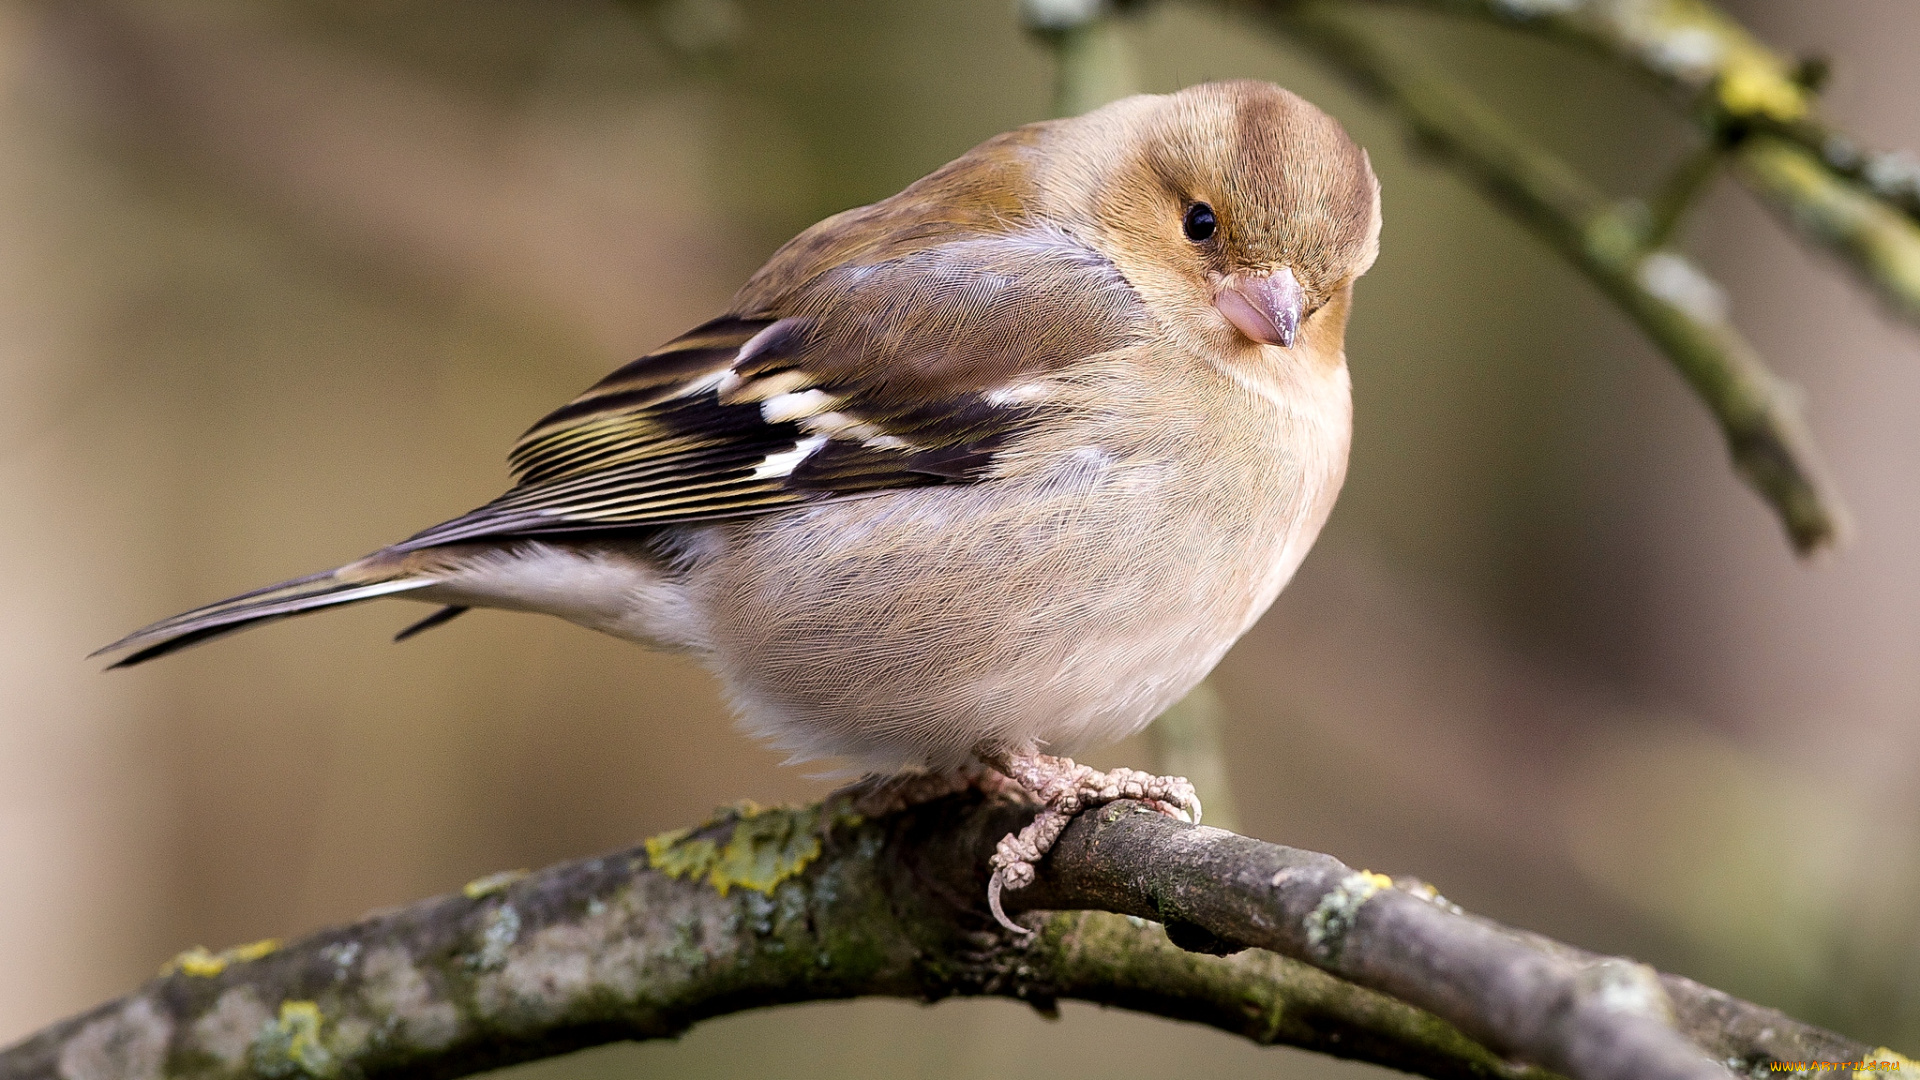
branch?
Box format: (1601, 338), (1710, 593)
(2, 794), (1876, 1080)
(1734, 134), (1920, 325)
(1641, 130), (1732, 253)
(1022, 0), (1144, 118)
(1335, 0), (1920, 325)
(1224, 0), (1845, 552)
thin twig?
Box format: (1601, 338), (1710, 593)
(1021, 0), (1143, 118)
(1765, 119), (1920, 228)
(1735, 134), (1920, 325)
(0, 794), (1873, 1080)
(1640, 130), (1731, 252)
(1331, 0), (1920, 325)
(1230, 1), (1846, 552)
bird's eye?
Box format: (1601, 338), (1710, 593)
(1182, 203), (1216, 242)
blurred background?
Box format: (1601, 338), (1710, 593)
(1, 0), (1917, 1074)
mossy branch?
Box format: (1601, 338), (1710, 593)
(1223, 1), (1845, 552)
(1, 793), (1884, 1080)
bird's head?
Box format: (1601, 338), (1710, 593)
(1036, 80), (1381, 363)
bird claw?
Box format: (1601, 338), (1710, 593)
(982, 753), (1199, 936)
(986, 872), (1033, 937)
(1153, 788), (1203, 825)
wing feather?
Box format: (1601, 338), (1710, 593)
(397, 227), (1147, 551)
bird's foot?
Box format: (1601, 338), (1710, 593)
(984, 753), (1200, 936)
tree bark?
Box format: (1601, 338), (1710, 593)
(1, 793), (1882, 1080)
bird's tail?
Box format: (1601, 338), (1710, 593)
(94, 555), (442, 669)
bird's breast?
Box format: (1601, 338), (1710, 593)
(691, 345), (1352, 771)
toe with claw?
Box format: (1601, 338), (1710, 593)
(982, 753), (1200, 936)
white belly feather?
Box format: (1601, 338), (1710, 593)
(693, 350), (1351, 772)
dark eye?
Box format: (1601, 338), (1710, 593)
(1182, 202), (1216, 242)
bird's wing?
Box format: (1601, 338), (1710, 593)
(396, 227), (1148, 549)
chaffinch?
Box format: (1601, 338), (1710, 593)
(100, 80), (1381, 932)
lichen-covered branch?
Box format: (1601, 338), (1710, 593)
(1015, 803), (1895, 1079)
(1342, 0), (1811, 112)
(1224, 1), (1845, 552)
(1734, 135), (1920, 324)
(2, 793), (1881, 1080)
(1332, 0), (1920, 324)
(1763, 119), (1920, 232)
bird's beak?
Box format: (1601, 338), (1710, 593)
(1214, 268), (1305, 348)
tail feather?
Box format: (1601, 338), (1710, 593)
(95, 566), (438, 669)
(393, 604), (470, 642)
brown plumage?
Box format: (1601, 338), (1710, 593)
(97, 81), (1381, 932)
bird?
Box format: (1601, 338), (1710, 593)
(97, 79), (1381, 934)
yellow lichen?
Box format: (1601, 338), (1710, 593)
(249, 1000), (335, 1078)
(230, 939), (282, 963)
(646, 831), (722, 883)
(1870, 1048), (1915, 1071)
(280, 1002), (328, 1073)
(645, 803), (860, 896)
(462, 869), (529, 900)
(1305, 870), (1394, 961)
(166, 948), (224, 978)
(643, 826), (691, 858)
(1716, 56), (1807, 122)
(162, 939), (281, 978)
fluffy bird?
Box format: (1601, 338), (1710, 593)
(99, 80), (1380, 932)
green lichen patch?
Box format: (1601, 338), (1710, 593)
(1304, 871), (1392, 964)
(645, 802), (862, 897)
(248, 1001), (335, 1079)
(469, 904), (522, 972)
(644, 829), (718, 882)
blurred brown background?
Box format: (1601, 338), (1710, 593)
(2, 0), (1916, 1074)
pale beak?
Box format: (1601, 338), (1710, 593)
(1214, 267), (1305, 348)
